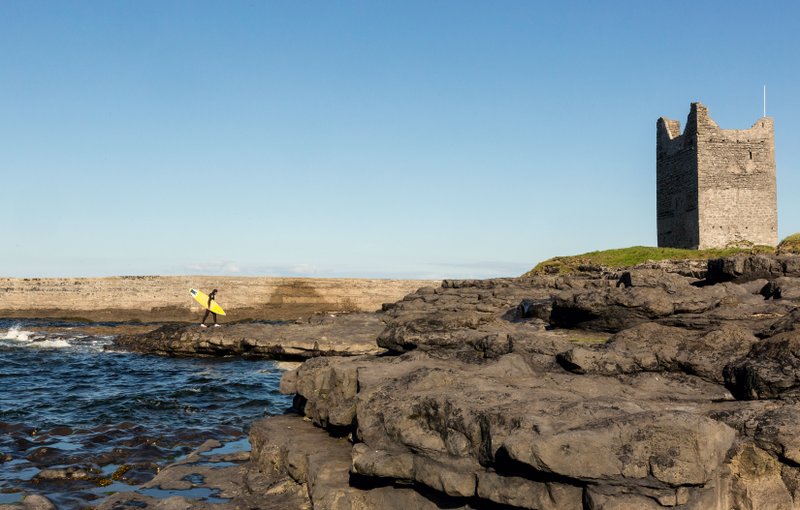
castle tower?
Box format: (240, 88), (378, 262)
(656, 102), (777, 249)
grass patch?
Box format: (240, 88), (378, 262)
(778, 233), (800, 254)
(524, 244), (778, 277)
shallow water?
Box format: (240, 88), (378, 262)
(0, 319), (293, 508)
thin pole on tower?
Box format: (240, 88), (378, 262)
(763, 85), (767, 117)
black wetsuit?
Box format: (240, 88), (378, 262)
(202, 290), (218, 325)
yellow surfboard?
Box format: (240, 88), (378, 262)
(190, 289), (226, 316)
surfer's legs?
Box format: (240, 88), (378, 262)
(201, 309), (210, 325)
(212, 312), (218, 325)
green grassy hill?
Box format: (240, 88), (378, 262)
(523, 242), (791, 277)
(778, 233), (800, 254)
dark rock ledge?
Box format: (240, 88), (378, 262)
(112, 312), (387, 359)
(91, 254), (800, 509)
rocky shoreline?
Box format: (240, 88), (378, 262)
(114, 312), (388, 359)
(8, 253), (800, 509)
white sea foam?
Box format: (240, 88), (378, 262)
(2, 326), (36, 342)
(1, 326), (116, 352)
(2, 325), (74, 349)
(31, 339), (72, 349)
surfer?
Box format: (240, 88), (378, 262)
(200, 289), (221, 328)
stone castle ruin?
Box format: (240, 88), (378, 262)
(656, 102), (777, 249)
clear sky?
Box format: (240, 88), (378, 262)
(2, 1), (799, 279)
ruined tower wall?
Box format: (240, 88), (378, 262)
(656, 113), (699, 249)
(694, 104), (777, 248)
(656, 102), (777, 249)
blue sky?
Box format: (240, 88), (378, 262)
(2, 1), (799, 279)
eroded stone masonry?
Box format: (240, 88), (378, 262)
(657, 102), (777, 249)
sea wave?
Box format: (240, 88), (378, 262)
(0, 325), (110, 351)
(2, 326), (37, 342)
(0, 321), (293, 508)
(31, 339), (72, 348)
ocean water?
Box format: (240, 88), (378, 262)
(0, 319), (294, 508)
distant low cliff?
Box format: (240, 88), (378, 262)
(0, 276), (437, 322)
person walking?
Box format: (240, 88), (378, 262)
(200, 288), (221, 327)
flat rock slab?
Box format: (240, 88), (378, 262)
(113, 313), (386, 359)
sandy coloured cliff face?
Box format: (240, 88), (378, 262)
(0, 276), (437, 322)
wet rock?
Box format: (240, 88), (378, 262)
(25, 447), (75, 466)
(0, 422), (35, 435)
(35, 466), (92, 480)
(98, 438), (268, 510)
(0, 495), (57, 510)
(46, 426), (73, 436)
(99, 494), (199, 510)
(92, 447), (129, 466)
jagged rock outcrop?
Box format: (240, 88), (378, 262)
(272, 346), (743, 508)
(724, 329), (800, 400)
(249, 415), (462, 510)
(706, 254), (800, 283)
(106, 254), (800, 509)
(557, 322), (759, 384)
